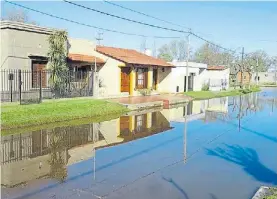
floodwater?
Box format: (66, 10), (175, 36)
(1, 88), (277, 199)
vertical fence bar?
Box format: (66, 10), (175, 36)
(18, 70), (22, 104)
(9, 73), (13, 102)
(39, 70), (42, 103)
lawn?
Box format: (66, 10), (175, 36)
(185, 87), (261, 100)
(265, 187), (277, 199)
(1, 98), (129, 130)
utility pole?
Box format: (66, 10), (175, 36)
(152, 40), (157, 58)
(274, 59), (277, 85)
(256, 58), (259, 85)
(183, 103), (188, 163)
(95, 32), (103, 45)
(185, 30), (191, 92)
(240, 47), (244, 89)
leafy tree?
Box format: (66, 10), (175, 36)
(158, 40), (187, 62)
(3, 8), (38, 25)
(47, 31), (68, 97)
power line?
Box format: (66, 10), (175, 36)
(103, 0), (190, 30)
(5, 0), (181, 39)
(64, 0), (238, 54)
(63, 0), (189, 34)
(191, 32), (236, 53)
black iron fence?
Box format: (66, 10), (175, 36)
(0, 69), (94, 103)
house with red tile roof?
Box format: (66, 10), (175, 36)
(67, 38), (176, 97)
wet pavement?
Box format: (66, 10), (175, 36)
(1, 88), (277, 199)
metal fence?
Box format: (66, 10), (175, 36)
(0, 69), (94, 103)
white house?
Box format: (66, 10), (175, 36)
(168, 61), (230, 92)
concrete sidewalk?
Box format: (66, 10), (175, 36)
(109, 94), (192, 110)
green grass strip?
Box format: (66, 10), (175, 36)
(1, 98), (129, 131)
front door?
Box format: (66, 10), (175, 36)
(184, 75), (194, 92)
(32, 61), (47, 88)
(152, 69), (158, 90)
(121, 67), (130, 93)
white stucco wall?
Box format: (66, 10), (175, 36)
(251, 72), (276, 84)
(156, 67), (173, 93)
(1, 28), (50, 70)
(169, 61), (230, 92)
(195, 68), (230, 91)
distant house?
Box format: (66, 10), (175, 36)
(251, 72), (276, 84)
(230, 70), (252, 86)
(169, 62), (230, 92)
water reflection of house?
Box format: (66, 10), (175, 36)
(1, 124), (103, 186)
(161, 97), (229, 122)
(1, 111), (172, 187)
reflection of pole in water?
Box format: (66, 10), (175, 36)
(238, 95), (242, 132)
(184, 103), (188, 163)
(90, 123), (99, 181)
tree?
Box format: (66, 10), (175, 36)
(3, 8), (38, 25)
(193, 43), (235, 66)
(158, 40), (187, 62)
(47, 31), (68, 97)
(243, 50), (271, 72)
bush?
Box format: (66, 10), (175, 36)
(138, 88), (152, 96)
(201, 83), (209, 91)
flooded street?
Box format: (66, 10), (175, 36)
(1, 88), (277, 199)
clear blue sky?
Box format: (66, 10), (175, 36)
(1, 1), (277, 56)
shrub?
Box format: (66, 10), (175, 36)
(138, 88), (152, 96)
(201, 83), (209, 91)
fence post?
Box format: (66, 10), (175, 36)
(39, 70), (42, 103)
(9, 72), (13, 102)
(18, 70), (22, 104)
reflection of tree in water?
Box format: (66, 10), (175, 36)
(206, 144), (277, 185)
(48, 129), (69, 182)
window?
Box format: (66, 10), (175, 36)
(244, 76), (247, 79)
(136, 68), (148, 89)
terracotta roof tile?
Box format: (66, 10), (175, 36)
(207, 66), (226, 70)
(96, 46), (172, 67)
(68, 53), (105, 64)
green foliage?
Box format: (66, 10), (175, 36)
(201, 83), (209, 91)
(264, 188), (277, 199)
(138, 88), (152, 96)
(49, 131), (68, 182)
(185, 87), (260, 100)
(47, 31), (68, 97)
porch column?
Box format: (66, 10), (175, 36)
(146, 113), (152, 128)
(148, 67), (153, 89)
(130, 67), (136, 96)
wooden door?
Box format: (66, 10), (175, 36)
(32, 61), (47, 88)
(120, 116), (130, 136)
(121, 67), (130, 92)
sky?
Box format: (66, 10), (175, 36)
(1, 1), (277, 57)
